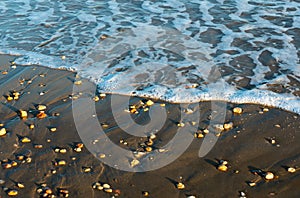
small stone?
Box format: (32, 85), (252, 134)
(131, 159), (140, 167)
(142, 191), (149, 196)
(274, 124), (281, 128)
(50, 127), (57, 132)
(218, 164), (228, 172)
(74, 147), (82, 152)
(37, 111), (47, 119)
(37, 105), (47, 111)
(248, 182), (256, 187)
(0, 179), (5, 185)
(287, 167), (296, 173)
(19, 110), (28, 119)
(93, 96), (100, 102)
(176, 182), (185, 190)
(29, 124), (35, 129)
(203, 129), (209, 134)
(233, 107), (243, 114)
(177, 122), (185, 127)
(61, 56), (66, 60)
(146, 139), (153, 146)
(263, 108), (269, 112)
(146, 100), (154, 106)
(102, 184), (110, 189)
(21, 137), (31, 143)
(17, 183), (25, 188)
(264, 172), (275, 180)
(223, 122), (233, 130)
(99, 93), (106, 98)
(145, 147), (152, 152)
(82, 167), (92, 173)
(99, 153), (106, 158)
(104, 188), (113, 193)
(6, 96), (13, 101)
(58, 160), (67, 166)
(0, 128), (7, 136)
(59, 148), (67, 154)
(34, 144), (43, 149)
(74, 80), (82, 85)
(7, 189), (18, 196)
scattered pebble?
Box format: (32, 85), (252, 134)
(287, 167), (296, 173)
(29, 124), (35, 129)
(131, 159), (140, 167)
(16, 182), (25, 188)
(176, 182), (185, 190)
(264, 172), (275, 180)
(20, 137), (31, 143)
(142, 191), (149, 196)
(7, 189), (18, 196)
(58, 189), (69, 197)
(37, 111), (47, 119)
(19, 110), (28, 119)
(177, 122), (185, 127)
(233, 107), (243, 114)
(50, 127), (57, 132)
(223, 122), (233, 130)
(248, 182), (256, 187)
(217, 160), (228, 172)
(37, 104), (47, 111)
(146, 100), (154, 106)
(0, 127), (7, 136)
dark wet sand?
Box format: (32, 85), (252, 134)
(0, 54), (300, 198)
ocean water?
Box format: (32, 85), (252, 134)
(0, 0), (299, 114)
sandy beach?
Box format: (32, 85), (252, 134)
(0, 54), (300, 198)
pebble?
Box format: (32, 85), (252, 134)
(37, 105), (47, 111)
(21, 137), (31, 143)
(50, 127), (57, 132)
(146, 100), (154, 106)
(223, 122), (233, 130)
(176, 182), (185, 190)
(103, 184), (111, 189)
(29, 124), (35, 129)
(142, 191), (149, 196)
(287, 167), (296, 173)
(58, 189), (69, 197)
(7, 189), (18, 196)
(177, 122), (185, 127)
(145, 147), (152, 152)
(19, 110), (28, 119)
(37, 111), (47, 119)
(16, 182), (25, 188)
(130, 159), (140, 167)
(104, 188), (113, 193)
(99, 153), (106, 158)
(218, 164), (228, 172)
(264, 172), (275, 180)
(57, 160), (67, 166)
(233, 107), (243, 114)
(74, 80), (82, 85)
(0, 179), (5, 185)
(248, 182), (256, 187)
(82, 167), (92, 173)
(0, 127), (7, 136)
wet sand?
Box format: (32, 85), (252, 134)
(0, 54), (300, 198)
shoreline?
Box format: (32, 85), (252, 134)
(0, 54), (299, 197)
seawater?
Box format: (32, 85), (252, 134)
(0, 0), (299, 114)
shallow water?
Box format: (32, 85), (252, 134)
(0, 0), (299, 113)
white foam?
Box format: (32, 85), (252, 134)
(0, 0), (299, 115)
